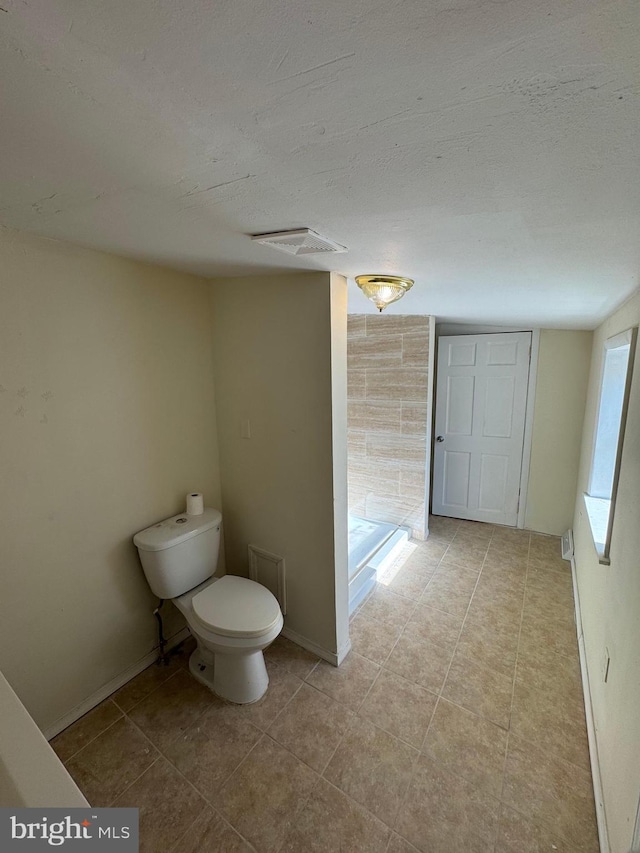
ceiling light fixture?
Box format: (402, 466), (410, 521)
(355, 275), (414, 312)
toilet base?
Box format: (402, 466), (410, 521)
(188, 648), (269, 705)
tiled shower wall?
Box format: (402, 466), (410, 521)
(347, 314), (431, 538)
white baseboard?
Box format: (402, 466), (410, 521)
(336, 636), (352, 666)
(43, 627), (191, 741)
(570, 556), (610, 853)
(281, 626), (350, 667)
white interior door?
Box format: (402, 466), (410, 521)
(432, 332), (531, 526)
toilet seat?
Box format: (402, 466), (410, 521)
(192, 575), (282, 638)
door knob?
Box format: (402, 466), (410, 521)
(436, 435), (444, 442)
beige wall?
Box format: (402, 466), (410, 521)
(347, 315), (431, 537)
(525, 330), (593, 535)
(572, 290), (640, 853)
(211, 272), (349, 662)
(0, 229), (221, 732)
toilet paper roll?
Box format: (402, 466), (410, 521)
(186, 492), (204, 515)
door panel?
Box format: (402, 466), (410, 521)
(443, 451), (471, 507)
(483, 377), (515, 437)
(448, 341), (477, 367)
(487, 340), (518, 365)
(432, 332), (531, 526)
(446, 376), (475, 434)
(478, 454), (509, 512)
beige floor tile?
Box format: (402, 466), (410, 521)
(51, 699), (122, 762)
(359, 584), (416, 629)
(478, 563), (527, 590)
(510, 678), (590, 771)
(432, 562), (481, 587)
(502, 735), (599, 852)
(466, 598), (523, 636)
(113, 657), (185, 713)
(384, 631), (453, 694)
(113, 758), (207, 853)
(268, 683), (354, 772)
(232, 660), (304, 730)
(410, 539), (450, 562)
(171, 807), (254, 853)
(216, 736), (318, 853)
(528, 553), (571, 575)
(324, 716), (418, 827)
(305, 651), (379, 710)
(422, 698), (508, 797)
(65, 717), (158, 806)
(395, 542), (442, 576)
(403, 602), (463, 651)
(491, 525), (530, 543)
(359, 668), (437, 748)
(472, 576), (525, 619)
(495, 803), (580, 853)
(455, 520), (495, 541)
(488, 533), (530, 557)
(465, 596), (522, 635)
(279, 777), (390, 852)
(72, 515), (596, 853)
(420, 564), (478, 617)
(163, 699), (262, 801)
(441, 651), (514, 729)
(526, 566), (574, 597)
(516, 639), (583, 700)
(396, 752), (500, 853)
(453, 531), (494, 551)
(127, 669), (214, 750)
(529, 534), (562, 558)
(479, 559), (528, 589)
(456, 609), (520, 678)
(487, 546), (530, 566)
(523, 584), (574, 619)
(439, 540), (488, 571)
(387, 834), (422, 853)
(349, 611), (404, 664)
(427, 515), (460, 541)
(263, 635), (319, 679)
(518, 610), (578, 660)
(379, 565), (432, 600)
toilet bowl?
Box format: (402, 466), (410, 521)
(173, 575), (283, 704)
(133, 508), (283, 704)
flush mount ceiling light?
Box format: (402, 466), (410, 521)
(355, 275), (414, 312)
(251, 228), (347, 255)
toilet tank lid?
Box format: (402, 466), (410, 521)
(133, 508), (222, 552)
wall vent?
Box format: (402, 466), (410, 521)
(561, 529), (574, 561)
(248, 545), (287, 614)
(251, 228), (347, 255)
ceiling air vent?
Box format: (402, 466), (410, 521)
(251, 228), (347, 255)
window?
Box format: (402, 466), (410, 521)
(584, 327), (637, 564)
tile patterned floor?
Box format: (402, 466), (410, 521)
(51, 517), (599, 853)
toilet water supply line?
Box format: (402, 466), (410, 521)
(153, 599), (170, 665)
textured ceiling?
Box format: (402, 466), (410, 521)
(1, 0), (639, 326)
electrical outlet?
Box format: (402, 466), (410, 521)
(240, 419), (251, 439)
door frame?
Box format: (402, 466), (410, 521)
(433, 324), (540, 529)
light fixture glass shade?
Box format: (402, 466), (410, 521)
(355, 275), (414, 312)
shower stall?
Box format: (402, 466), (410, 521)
(348, 515), (409, 614)
(346, 314), (433, 615)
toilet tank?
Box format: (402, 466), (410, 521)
(133, 508), (222, 599)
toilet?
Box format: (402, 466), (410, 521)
(133, 508), (283, 704)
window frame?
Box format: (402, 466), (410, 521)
(584, 326), (637, 565)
